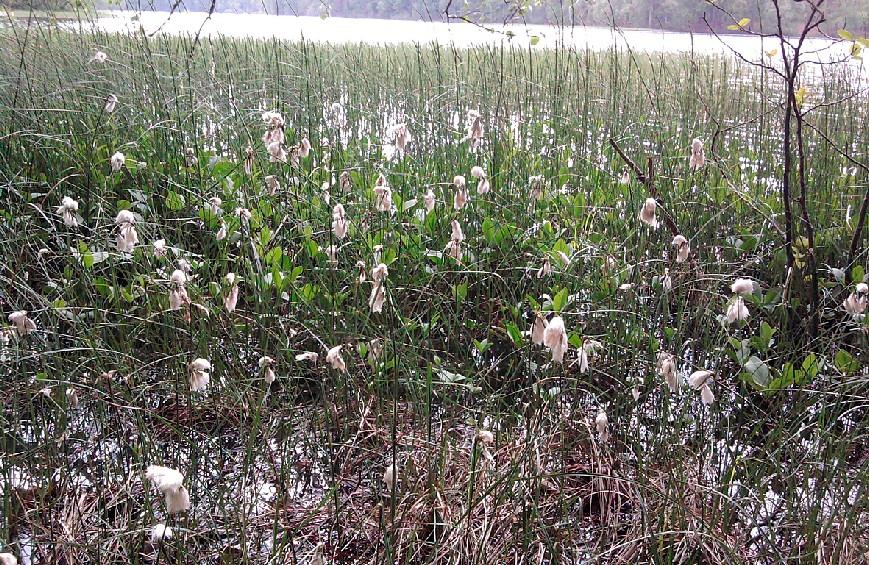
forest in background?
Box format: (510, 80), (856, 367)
(5, 0), (869, 35)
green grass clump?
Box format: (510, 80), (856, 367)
(0, 18), (867, 564)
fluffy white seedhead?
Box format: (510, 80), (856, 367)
(671, 234), (689, 263)
(453, 187), (469, 211)
(382, 463), (397, 491)
(332, 203), (348, 240)
(690, 138), (705, 170)
(688, 370), (714, 390)
(595, 410), (609, 441)
(731, 278), (754, 295)
(371, 263), (388, 282)
(657, 352), (678, 393)
(369, 283), (386, 313)
(477, 429), (494, 445)
(188, 358), (211, 392)
(149, 523), (173, 544)
(8, 310), (36, 336)
(542, 316), (568, 364)
(470, 166), (485, 179)
(423, 189), (436, 213)
(843, 292), (867, 318)
(111, 151), (125, 172)
(374, 184), (393, 213)
(725, 296), (750, 324)
(477, 178), (490, 195)
(638, 198), (659, 229)
(57, 196), (80, 227)
(326, 345), (346, 373)
(531, 314), (547, 345)
(451, 220), (464, 242)
(295, 352), (319, 363)
(0, 552), (18, 565)
(145, 465), (191, 514)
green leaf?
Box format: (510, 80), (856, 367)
(452, 283), (468, 305)
(743, 356), (770, 388)
(800, 353), (819, 383)
(834, 350), (859, 376)
(552, 287), (568, 312)
(838, 29), (854, 41)
(851, 265), (865, 284)
(166, 190), (185, 211)
(505, 322), (523, 347)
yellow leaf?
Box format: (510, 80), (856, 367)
(529, 35), (540, 46)
(837, 29), (854, 41)
(765, 48), (778, 58)
(795, 86), (809, 108)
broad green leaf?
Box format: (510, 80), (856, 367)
(505, 322), (523, 347)
(834, 350), (859, 376)
(743, 356), (770, 388)
(166, 190), (185, 211)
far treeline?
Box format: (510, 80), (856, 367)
(6, 0), (869, 36)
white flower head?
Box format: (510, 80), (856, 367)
(188, 358), (211, 392)
(595, 410), (609, 441)
(153, 239), (168, 258)
(450, 220), (464, 242)
(470, 166), (485, 179)
(843, 292), (866, 319)
(332, 203), (349, 240)
(725, 296), (750, 325)
(150, 523), (173, 545)
(453, 187), (469, 211)
(8, 310), (36, 336)
(423, 189), (436, 213)
(145, 465), (191, 514)
(224, 273), (239, 313)
(476, 177), (490, 195)
(542, 315), (568, 364)
(56, 196), (79, 227)
(326, 345), (347, 373)
(259, 356), (276, 384)
(671, 234), (689, 263)
(374, 183), (393, 213)
(731, 278), (754, 295)
(295, 351), (319, 363)
(104, 94), (118, 113)
(454, 175), (466, 190)
(267, 141), (287, 163)
(537, 258), (552, 279)
(529, 175), (544, 200)
(372, 263), (388, 282)
(111, 151), (125, 172)
(91, 50), (108, 63)
(115, 209), (138, 253)
(690, 138), (705, 170)
(656, 352), (679, 393)
(639, 198), (659, 229)
(264, 175), (280, 195)
(531, 313), (547, 345)
(369, 282), (386, 313)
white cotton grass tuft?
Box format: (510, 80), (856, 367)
(332, 203), (349, 240)
(8, 310), (36, 337)
(470, 166), (485, 179)
(0, 552), (17, 565)
(476, 177), (490, 195)
(267, 141), (287, 163)
(110, 151), (125, 173)
(261, 111), (285, 146)
(90, 50), (108, 63)
(725, 296), (750, 325)
(369, 263), (388, 313)
(208, 196), (222, 216)
(326, 345), (347, 373)
(843, 283), (867, 319)
(618, 166), (631, 185)
(168, 269), (190, 311)
(374, 175), (393, 213)
(638, 198), (659, 229)
(265, 175), (280, 195)
(444, 239), (462, 262)
(542, 315), (568, 364)
(529, 175), (544, 200)
(595, 410), (609, 442)
(477, 429), (494, 445)
(56, 196), (79, 227)
(731, 278), (755, 295)
(115, 209), (138, 253)
(299, 137), (311, 158)
(149, 523), (173, 545)
(295, 351), (319, 363)
(671, 234), (689, 263)
(453, 186), (469, 210)
(224, 273), (239, 312)
(656, 352), (679, 393)
(465, 109), (484, 150)
(372, 263), (388, 282)
(145, 465), (191, 514)
(382, 463), (397, 492)
(450, 220), (464, 242)
(688, 370), (715, 405)
(531, 313), (547, 345)
(423, 189), (436, 213)
(104, 94), (118, 113)
(689, 138), (706, 170)
(661, 268), (673, 292)
(537, 258), (551, 278)
(259, 356), (276, 384)
(188, 358), (211, 392)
